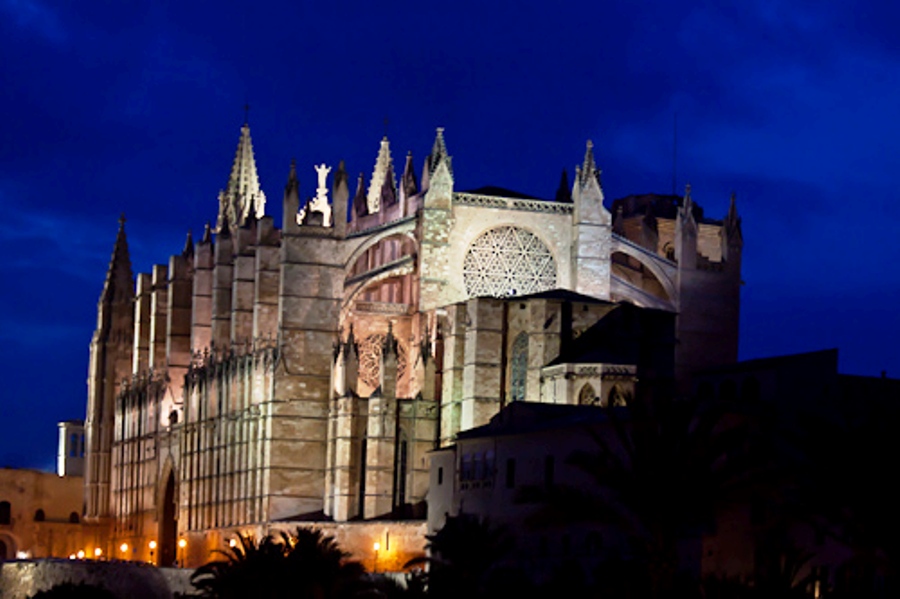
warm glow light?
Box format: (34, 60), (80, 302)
(68, 554), (76, 560)
(16, 551), (28, 559)
(229, 538), (237, 548)
(373, 542), (380, 551)
(178, 538), (187, 549)
(120, 543), (129, 553)
(76, 550), (85, 559)
(148, 540), (157, 550)
(93, 548), (102, 558)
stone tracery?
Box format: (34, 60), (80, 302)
(462, 226), (557, 298)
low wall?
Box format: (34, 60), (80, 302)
(0, 559), (197, 598)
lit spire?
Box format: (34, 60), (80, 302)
(216, 122), (266, 232)
(578, 140), (601, 188)
(367, 137), (396, 213)
(99, 214), (134, 305)
(427, 127), (452, 177)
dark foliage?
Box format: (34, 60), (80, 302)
(405, 513), (519, 599)
(191, 527), (368, 599)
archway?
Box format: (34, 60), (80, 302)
(158, 470), (177, 567)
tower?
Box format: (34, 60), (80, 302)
(85, 216), (134, 522)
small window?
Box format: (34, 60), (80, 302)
(69, 512), (80, 524)
(437, 467), (443, 486)
(34, 509), (45, 522)
(0, 501), (10, 525)
(69, 434), (78, 457)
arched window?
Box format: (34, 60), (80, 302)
(0, 501), (10, 525)
(34, 509), (45, 522)
(69, 512), (80, 524)
(578, 383), (598, 406)
(510, 332), (529, 402)
(607, 385), (628, 407)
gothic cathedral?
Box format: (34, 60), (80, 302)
(83, 124), (742, 567)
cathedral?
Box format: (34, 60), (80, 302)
(83, 123), (742, 568)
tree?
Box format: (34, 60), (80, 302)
(191, 527), (368, 599)
(405, 513), (521, 599)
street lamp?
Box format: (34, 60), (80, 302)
(93, 547), (102, 559)
(178, 538), (187, 567)
(76, 550), (85, 559)
(148, 540), (157, 564)
(119, 543), (128, 559)
(373, 541), (380, 573)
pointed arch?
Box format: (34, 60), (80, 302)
(157, 459), (178, 567)
(578, 383), (598, 406)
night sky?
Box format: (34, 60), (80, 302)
(2, 1), (898, 470)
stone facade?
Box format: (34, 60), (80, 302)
(0, 468), (84, 561)
(83, 124), (742, 568)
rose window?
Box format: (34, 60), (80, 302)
(463, 226), (557, 298)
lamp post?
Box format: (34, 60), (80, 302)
(372, 541), (380, 573)
(148, 540), (156, 565)
(178, 538), (187, 568)
(93, 547), (102, 560)
(119, 543), (128, 560)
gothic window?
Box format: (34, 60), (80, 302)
(463, 226), (557, 298)
(69, 512), (80, 524)
(607, 385), (628, 407)
(357, 333), (408, 391)
(34, 509), (45, 522)
(0, 501), (9, 525)
(578, 383), (599, 406)
(510, 332), (528, 402)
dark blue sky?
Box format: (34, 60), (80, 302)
(2, 1), (898, 470)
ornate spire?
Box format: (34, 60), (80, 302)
(216, 123), (266, 232)
(202, 222), (212, 244)
(99, 214), (134, 305)
(367, 137), (396, 213)
(401, 151), (418, 199)
(578, 140), (601, 188)
(427, 127), (452, 177)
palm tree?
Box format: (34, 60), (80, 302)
(405, 513), (521, 599)
(191, 527), (368, 599)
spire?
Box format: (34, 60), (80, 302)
(427, 127), (452, 177)
(99, 214), (134, 305)
(578, 140), (601, 188)
(724, 191), (743, 246)
(401, 151), (418, 200)
(555, 168), (571, 203)
(202, 222), (212, 244)
(353, 172), (368, 218)
(217, 122), (267, 232)
(182, 230), (194, 257)
(366, 137), (396, 213)
(380, 159), (398, 208)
